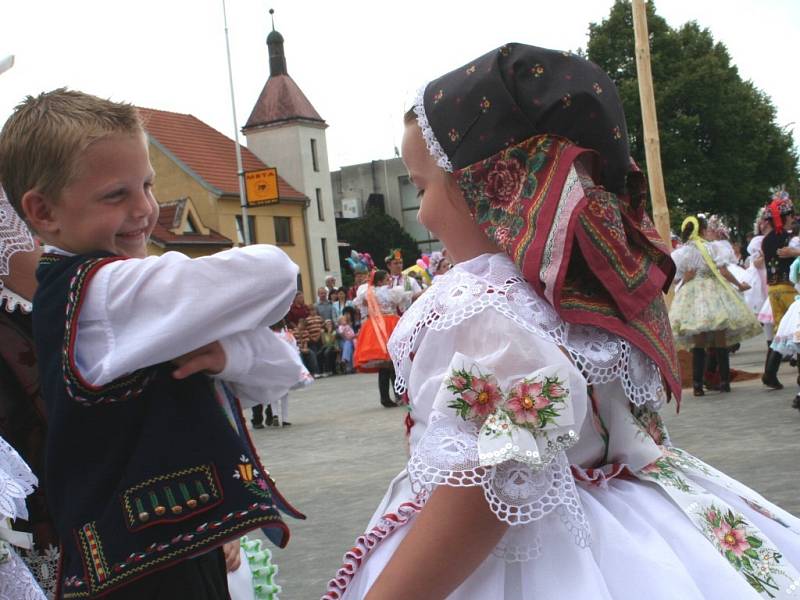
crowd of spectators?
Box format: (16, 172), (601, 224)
(283, 279), (360, 378)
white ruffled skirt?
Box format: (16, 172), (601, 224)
(325, 453), (800, 600)
(771, 297), (800, 356)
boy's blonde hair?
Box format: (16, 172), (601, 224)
(0, 88), (143, 216)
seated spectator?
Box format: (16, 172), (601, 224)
(332, 286), (353, 321)
(294, 318), (320, 377)
(315, 286), (335, 322)
(343, 305), (360, 334)
(319, 320), (339, 377)
(337, 315), (356, 374)
(305, 305), (324, 354)
(286, 290), (309, 328)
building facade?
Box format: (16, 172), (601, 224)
(139, 107), (314, 296)
(242, 27), (342, 290)
(331, 158), (442, 254)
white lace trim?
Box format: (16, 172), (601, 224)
(1, 287), (32, 314)
(412, 85), (453, 173)
(20, 545), (59, 600)
(0, 546), (47, 600)
(389, 254), (666, 410)
(0, 188), (35, 293)
(0, 437), (37, 522)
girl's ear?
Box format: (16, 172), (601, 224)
(21, 190), (59, 234)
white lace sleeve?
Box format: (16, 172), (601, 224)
(404, 310), (590, 551)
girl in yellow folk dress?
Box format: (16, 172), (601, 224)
(669, 216), (761, 395)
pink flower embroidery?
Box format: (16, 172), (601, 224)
(547, 382), (566, 399)
(714, 522), (750, 556)
(450, 375), (468, 391)
(485, 158), (526, 207)
(462, 376), (502, 418)
(506, 381), (550, 425)
(494, 225), (513, 250)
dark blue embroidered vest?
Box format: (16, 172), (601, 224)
(34, 252), (303, 598)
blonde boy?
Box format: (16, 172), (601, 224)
(0, 89), (303, 599)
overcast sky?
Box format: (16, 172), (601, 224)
(1, 0), (798, 172)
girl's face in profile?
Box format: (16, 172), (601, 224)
(402, 123), (459, 238)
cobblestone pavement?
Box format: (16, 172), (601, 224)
(248, 334), (799, 600)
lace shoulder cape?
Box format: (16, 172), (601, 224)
(389, 253), (666, 410)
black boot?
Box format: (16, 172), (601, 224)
(716, 347), (731, 393)
(692, 348), (705, 396)
(704, 347), (720, 390)
(378, 368), (397, 407)
(762, 348), (784, 390)
(251, 404), (265, 429)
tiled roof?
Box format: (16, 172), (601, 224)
(150, 198), (233, 247)
(243, 74), (324, 130)
(137, 107), (307, 200)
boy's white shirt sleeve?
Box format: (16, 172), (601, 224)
(75, 245), (298, 386)
(219, 328), (308, 409)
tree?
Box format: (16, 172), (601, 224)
(586, 1), (799, 236)
(336, 206), (420, 286)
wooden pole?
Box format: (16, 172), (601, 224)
(632, 0), (673, 304)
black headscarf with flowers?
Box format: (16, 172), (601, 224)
(413, 43), (680, 401)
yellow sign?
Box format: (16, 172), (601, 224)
(244, 168), (279, 205)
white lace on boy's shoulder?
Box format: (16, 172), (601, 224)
(389, 253), (666, 410)
(0, 436), (37, 522)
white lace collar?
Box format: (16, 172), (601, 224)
(388, 253), (666, 409)
(0, 287), (32, 314)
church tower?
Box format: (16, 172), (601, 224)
(243, 15), (341, 290)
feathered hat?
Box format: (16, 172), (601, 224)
(765, 186), (793, 234)
(345, 250), (374, 274)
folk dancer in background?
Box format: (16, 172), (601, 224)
(762, 189), (800, 390)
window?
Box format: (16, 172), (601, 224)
(274, 216), (293, 245)
(234, 215), (256, 245)
(183, 216), (198, 233)
(310, 138), (319, 172)
(316, 188), (324, 221)
(321, 237), (330, 271)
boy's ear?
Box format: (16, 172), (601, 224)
(21, 190), (59, 234)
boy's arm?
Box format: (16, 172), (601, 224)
(75, 245), (298, 386)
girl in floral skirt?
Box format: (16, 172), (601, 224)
(669, 216), (761, 395)
(324, 43), (800, 600)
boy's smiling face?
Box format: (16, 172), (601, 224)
(33, 131), (158, 258)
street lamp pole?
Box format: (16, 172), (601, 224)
(221, 0), (251, 246)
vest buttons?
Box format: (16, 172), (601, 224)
(186, 499), (198, 509)
(199, 493), (210, 504)
(154, 505), (166, 516)
(171, 505), (183, 515)
(138, 511), (149, 523)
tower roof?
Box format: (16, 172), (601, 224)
(243, 22), (325, 131)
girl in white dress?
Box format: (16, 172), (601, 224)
(324, 43), (800, 600)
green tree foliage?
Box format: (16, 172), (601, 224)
(336, 206), (420, 286)
(586, 0), (799, 235)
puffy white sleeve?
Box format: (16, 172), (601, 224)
(387, 286), (413, 309)
(76, 245), (298, 386)
(217, 327), (310, 408)
(670, 246), (690, 281)
(404, 308), (590, 549)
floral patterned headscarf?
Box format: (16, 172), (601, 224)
(412, 43), (680, 401)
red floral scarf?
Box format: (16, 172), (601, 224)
(456, 134), (680, 401)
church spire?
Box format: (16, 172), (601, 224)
(266, 9), (287, 76)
